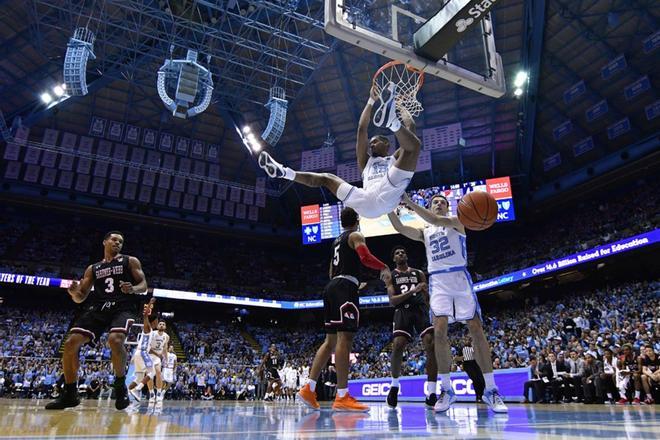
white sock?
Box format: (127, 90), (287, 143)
(391, 377), (400, 387)
(607, 393), (612, 399)
(283, 167), (296, 181)
(149, 390), (155, 398)
(337, 388), (348, 398)
(440, 374), (452, 391)
(308, 379), (317, 392)
(484, 372), (496, 390)
(635, 390), (640, 399)
(156, 388), (162, 397)
(135, 383), (144, 391)
(427, 381), (437, 395)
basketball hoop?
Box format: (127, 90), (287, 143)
(372, 60), (425, 118)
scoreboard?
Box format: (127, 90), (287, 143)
(301, 202), (344, 245)
(301, 176), (515, 244)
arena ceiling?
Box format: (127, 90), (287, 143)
(0, 0), (658, 226)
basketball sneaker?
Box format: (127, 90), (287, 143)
(434, 389), (456, 413)
(332, 393), (369, 412)
(258, 152), (287, 179)
(483, 387), (508, 413)
(386, 386), (398, 408)
(114, 383), (131, 410)
(45, 385), (80, 410)
(297, 383), (320, 410)
(129, 387), (142, 403)
(425, 393), (438, 410)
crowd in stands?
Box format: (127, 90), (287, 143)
(1, 279), (657, 403)
(1, 177), (657, 302)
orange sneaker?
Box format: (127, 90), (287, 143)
(297, 384), (320, 410)
(332, 393), (369, 412)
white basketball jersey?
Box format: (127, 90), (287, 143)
(423, 224), (467, 272)
(166, 352), (177, 369)
(136, 330), (153, 353)
(362, 155), (394, 191)
(150, 331), (169, 355)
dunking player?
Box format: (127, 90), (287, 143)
(385, 245), (437, 409)
(388, 194), (507, 413)
(258, 85), (421, 219)
(46, 231), (148, 410)
(145, 320), (169, 404)
(128, 299), (158, 403)
(297, 207), (392, 411)
(260, 344), (283, 401)
(162, 346), (177, 396)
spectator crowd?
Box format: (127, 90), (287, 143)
(1, 280), (657, 404)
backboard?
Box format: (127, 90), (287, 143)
(325, 0), (506, 97)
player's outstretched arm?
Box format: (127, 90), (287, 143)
(402, 193), (464, 231)
(348, 231), (391, 282)
(120, 257), (148, 295)
(356, 86), (379, 172)
(143, 298), (155, 332)
(387, 211), (424, 242)
(67, 265), (94, 303)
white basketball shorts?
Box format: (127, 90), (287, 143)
(162, 368), (174, 384)
(429, 268), (481, 324)
(337, 166), (413, 218)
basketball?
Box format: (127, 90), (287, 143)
(457, 191), (498, 231)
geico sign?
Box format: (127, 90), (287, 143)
(452, 379), (475, 395)
(362, 383), (401, 396)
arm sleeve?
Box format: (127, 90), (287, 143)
(355, 244), (387, 271)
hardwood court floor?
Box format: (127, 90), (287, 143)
(0, 398), (657, 439)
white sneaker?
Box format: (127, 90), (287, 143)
(129, 388), (142, 402)
(483, 387), (508, 413)
(434, 389), (457, 413)
(373, 82), (398, 128)
(258, 152), (286, 178)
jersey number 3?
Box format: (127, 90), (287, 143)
(333, 245), (340, 266)
(104, 278), (114, 293)
(430, 236), (450, 254)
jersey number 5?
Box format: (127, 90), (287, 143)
(333, 245), (340, 266)
(430, 236), (450, 254)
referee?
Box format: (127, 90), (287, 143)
(457, 337), (485, 403)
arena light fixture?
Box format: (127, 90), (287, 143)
(40, 92), (53, 104)
(514, 71), (528, 88)
(242, 126), (251, 134)
(53, 85), (65, 97)
(514, 88), (523, 97)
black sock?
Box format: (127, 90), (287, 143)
(114, 376), (126, 387)
(64, 383), (77, 394)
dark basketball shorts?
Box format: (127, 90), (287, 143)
(392, 304), (433, 341)
(69, 301), (137, 343)
(266, 369), (281, 381)
(323, 277), (360, 334)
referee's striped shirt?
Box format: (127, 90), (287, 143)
(462, 346), (475, 361)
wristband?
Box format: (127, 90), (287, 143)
(367, 97), (375, 106)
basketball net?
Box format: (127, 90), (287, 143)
(372, 61), (424, 118)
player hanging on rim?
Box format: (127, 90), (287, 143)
(260, 344), (284, 401)
(297, 207), (392, 412)
(388, 193), (507, 413)
(258, 79), (422, 219)
(46, 230), (148, 410)
(385, 245), (437, 409)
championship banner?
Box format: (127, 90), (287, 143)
(89, 117), (106, 137)
(124, 125), (140, 145)
(336, 162), (361, 183)
(176, 137), (189, 156)
(142, 129), (157, 149)
(159, 133), (174, 152)
(107, 121), (124, 142)
(543, 153), (561, 171)
(191, 140), (205, 159)
(422, 123), (462, 151)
